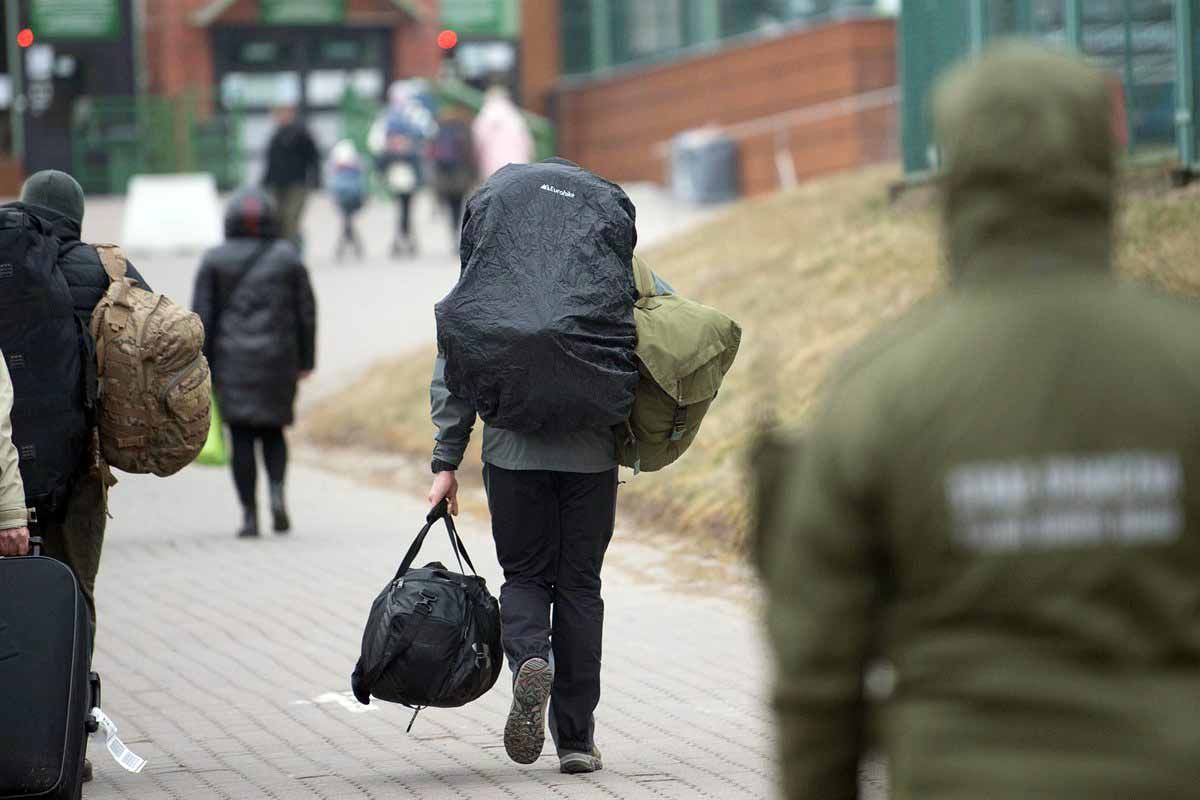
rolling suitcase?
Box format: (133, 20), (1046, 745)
(0, 536), (100, 800)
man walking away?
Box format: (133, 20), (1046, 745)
(429, 160), (674, 776)
(0, 353), (28, 557)
(193, 188), (316, 539)
(263, 105), (321, 250)
(761, 43), (1200, 800)
(3, 169), (151, 783)
(430, 103), (478, 248)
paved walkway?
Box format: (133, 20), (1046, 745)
(74, 184), (779, 798)
(88, 462), (772, 799)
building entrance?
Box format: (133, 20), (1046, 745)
(212, 25), (392, 180)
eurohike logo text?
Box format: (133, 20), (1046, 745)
(540, 183), (576, 199)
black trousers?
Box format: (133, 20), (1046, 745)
(395, 193), (413, 239)
(229, 425), (287, 509)
(483, 465), (618, 754)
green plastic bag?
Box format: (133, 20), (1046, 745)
(195, 395), (228, 466)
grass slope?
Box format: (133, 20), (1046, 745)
(302, 163), (1200, 552)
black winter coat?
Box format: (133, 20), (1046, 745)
(192, 239), (317, 427)
(30, 206), (151, 329)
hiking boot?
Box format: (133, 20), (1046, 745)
(81, 757), (93, 782)
(559, 747), (603, 775)
(504, 657), (553, 765)
(270, 483), (291, 534)
(237, 507), (259, 538)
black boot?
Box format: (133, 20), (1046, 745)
(270, 483), (291, 534)
(237, 507), (259, 538)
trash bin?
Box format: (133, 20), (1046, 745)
(670, 128), (739, 205)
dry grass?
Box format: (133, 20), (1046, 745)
(303, 162), (1200, 553)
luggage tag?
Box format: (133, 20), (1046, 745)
(89, 708), (148, 774)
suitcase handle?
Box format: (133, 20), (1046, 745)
(27, 535), (42, 557)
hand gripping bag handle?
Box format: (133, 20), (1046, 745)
(394, 499), (478, 580)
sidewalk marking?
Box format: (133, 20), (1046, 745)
(293, 690), (379, 715)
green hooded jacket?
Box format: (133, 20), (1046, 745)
(763, 43), (1200, 799)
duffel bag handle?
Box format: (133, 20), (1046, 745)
(395, 500), (479, 580)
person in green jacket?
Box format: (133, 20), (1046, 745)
(761, 42), (1200, 799)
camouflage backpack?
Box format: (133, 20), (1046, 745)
(616, 257), (741, 473)
(91, 245), (211, 476)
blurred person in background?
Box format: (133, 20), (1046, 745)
(263, 105), (322, 250)
(429, 102), (478, 248)
(329, 139), (368, 261)
(193, 189), (317, 540)
(0, 352), (28, 557)
(760, 43), (1200, 799)
(472, 84), (533, 180)
(369, 80), (437, 258)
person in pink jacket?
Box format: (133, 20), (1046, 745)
(472, 86), (534, 180)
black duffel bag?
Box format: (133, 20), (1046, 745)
(351, 501), (501, 723)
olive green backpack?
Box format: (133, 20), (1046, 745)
(617, 257), (741, 473)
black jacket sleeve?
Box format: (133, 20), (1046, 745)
(192, 257), (218, 364)
(124, 258), (151, 293)
(294, 261), (317, 372)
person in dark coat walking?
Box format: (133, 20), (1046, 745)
(193, 188), (317, 539)
(263, 105), (322, 250)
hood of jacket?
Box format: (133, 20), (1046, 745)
(22, 202), (81, 242)
(933, 43), (1117, 285)
(224, 187), (280, 239)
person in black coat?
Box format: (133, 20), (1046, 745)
(193, 188), (317, 539)
(263, 105), (322, 250)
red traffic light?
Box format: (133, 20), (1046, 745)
(437, 29), (458, 50)
(17, 29), (34, 48)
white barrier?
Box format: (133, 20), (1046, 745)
(120, 173), (224, 254)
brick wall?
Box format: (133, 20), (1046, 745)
(144, 0), (217, 99)
(519, 0), (559, 116)
(552, 18), (897, 197)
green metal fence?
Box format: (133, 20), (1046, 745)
(901, 0), (1189, 178)
(70, 93), (242, 195)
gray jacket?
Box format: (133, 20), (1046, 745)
(431, 274), (673, 474)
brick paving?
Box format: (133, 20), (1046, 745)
(86, 463), (775, 799)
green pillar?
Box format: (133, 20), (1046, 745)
(696, 0), (721, 45)
(1176, 0), (1196, 167)
(1064, 0), (1084, 50)
(968, 0), (987, 52)
(1014, 0), (1033, 33)
(591, 0), (613, 72)
(5, 0), (23, 167)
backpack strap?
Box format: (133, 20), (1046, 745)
(91, 244), (134, 381)
(632, 255), (656, 300)
(95, 244), (128, 283)
(94, 244), (133, 315)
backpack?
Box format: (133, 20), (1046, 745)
(616, 256), (742, 473)
(436, 159), (639, 434)
(91, 245), (211, 477)
(0, 205), (90, 511)
(431, 122), (472, 170)
(351, 501), (501, 722)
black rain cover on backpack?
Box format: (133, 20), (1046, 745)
(0, 204), (88, 512)
(351, 501), (501, 711)
(435, 158), (639, 434)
